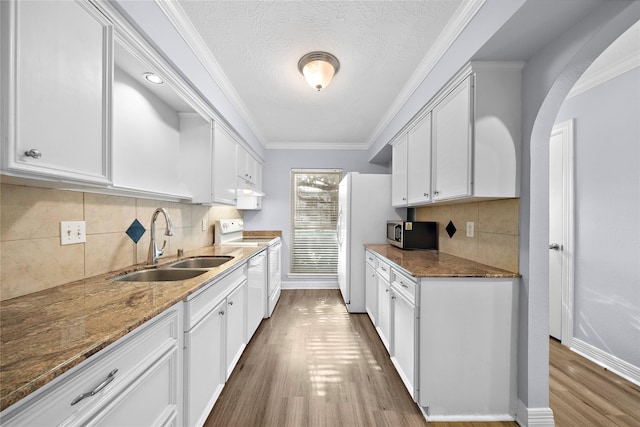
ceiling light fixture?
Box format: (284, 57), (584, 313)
(297, 51), (340, 91)
(143, 72), (163, 84)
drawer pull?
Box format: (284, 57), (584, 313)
(71, 369), (118, 406)
(24, 149), (42, 159)
(401, 282), (409, 288)
(228, 301), (234, 306)
(380, 267), (387, 272)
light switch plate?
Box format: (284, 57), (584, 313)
(61, 221), (86, 245)
(202, 219), (207, 231)
(466, 221), (474, 238)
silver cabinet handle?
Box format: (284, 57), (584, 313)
(549, 243), (561, 250)
(228, 301), (234, 306)
(380, 267), (387, 272)
(24, 149), (42, 159)
(434, 191), (440, 196)
(219, 310), (225, 316)
(391, 295), (396, 300)
(71, 369), (118, 406)
(424, 193), (429, 197)
(400, 282), (408, 288)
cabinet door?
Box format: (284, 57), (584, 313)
(2, 0), (111, 184)
(225, 281), (247, 379)
(391, 134), (408, 207)
(213, 124), (238, 204)
(184, 300), (225, 427)
(432, 76), (472, 201)
(246, 252), (267, 340)
(391, 290), (416, 399)
(376, 275), (391, 352)
(365, 260), (378, 326)
(85, 348), (180, 427)
(407, 113), (432, 205)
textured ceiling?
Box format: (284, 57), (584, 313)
(176, 0), (465, 149)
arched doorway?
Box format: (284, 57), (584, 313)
(517, 3), (640, 425)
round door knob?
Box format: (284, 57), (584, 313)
(24, 149), (42, 159)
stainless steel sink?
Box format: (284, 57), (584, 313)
(113, 268), (207, 282)
(168, 256), (234, 269)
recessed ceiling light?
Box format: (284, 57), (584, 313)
(143, 72), (163, 84)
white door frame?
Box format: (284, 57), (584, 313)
(550, 119), (575, 344)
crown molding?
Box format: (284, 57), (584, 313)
(365, 0), (486, 148)
(266, 141), (369, 150)
(155, 0), (267, 146)
(567, 50), (640, 98)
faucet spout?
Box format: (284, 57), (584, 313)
(148, 208), (174, 265)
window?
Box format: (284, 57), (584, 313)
(290, 169), (342, 275)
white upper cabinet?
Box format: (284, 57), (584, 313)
(407, 112), (432, 205)
(1, 0), (112, 185)
(390, 61), (522, 206)
(391, 134), (408, 207)
(431, 77), (472, 201)
(213, 124), (239, 205)
(179, 117), (238, 205)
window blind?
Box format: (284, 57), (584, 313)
(290, 170), (342, 275)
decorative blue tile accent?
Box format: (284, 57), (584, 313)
(445, 220), (457, 238)
(126, 219), (146, 243)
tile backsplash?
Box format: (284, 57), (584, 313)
(416, 198), (520, 273)
(0, 183), (241, 301)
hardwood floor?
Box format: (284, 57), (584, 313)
(549, 338), (640, 426)
(204, 289), (639, 427)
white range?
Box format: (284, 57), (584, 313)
(215, 219), (281, 317)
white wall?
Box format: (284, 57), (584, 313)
(243, 149), (388, 283)
(555, 68), (640, 369)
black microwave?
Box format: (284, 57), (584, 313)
(386, 221), (438, 250)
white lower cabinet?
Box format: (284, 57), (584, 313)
(225, 281), (247, 380)
(376, 274), (391, 352)
(184, 299), (225, 427)
(183, 263), (249, 427)
(419, 278), (518, 420)
(390, 269), (418, 400)
(366, 251), (518, 422)
(364, 251), (377, 325)
(0, 304), (183, 427)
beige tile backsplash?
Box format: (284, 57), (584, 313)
(0, 183), (241, 301)
(416, 198), (519, 273)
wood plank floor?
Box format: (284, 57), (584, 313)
(204, 289), (640, 427)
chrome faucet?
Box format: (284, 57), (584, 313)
(147, 208), (174, 265)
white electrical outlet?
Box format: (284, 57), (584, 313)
(466, 221), (475, 238)
(61, 221), (86, 245)
(202, 219), (207, 231)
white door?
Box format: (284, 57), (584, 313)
(549, 120), (574, 341)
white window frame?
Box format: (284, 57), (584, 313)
(289, 169), (342, 276)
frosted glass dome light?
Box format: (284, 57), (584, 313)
(298, 52), (340, 91)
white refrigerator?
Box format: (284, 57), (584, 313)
(337, 173), (400, 313)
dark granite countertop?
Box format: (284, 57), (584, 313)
(364, 244), (520, 278)
(0, 245), (263, 411)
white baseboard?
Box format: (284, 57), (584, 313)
(515, 399), (555, 427)
(571, 338), (640, 386)
(281, 280), (338, 290)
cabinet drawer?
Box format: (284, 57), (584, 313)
(376, 259), (391, 282)
(1, 304), (181, 427)
(392, 269), (416, 304)
(185, 264), (247, 330)
(365, 251), (377, 268)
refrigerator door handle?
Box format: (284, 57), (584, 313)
(336, 209), (343, 246)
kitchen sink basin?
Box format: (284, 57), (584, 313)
(168, 256), (234, 269)
(113, 268), (207, 282)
